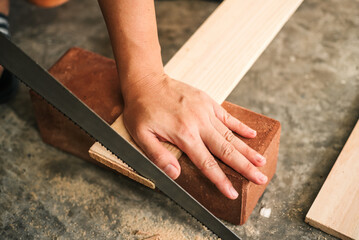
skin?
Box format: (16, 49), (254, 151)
(102, 0), (268, 199)
(0, 0), (10, 78)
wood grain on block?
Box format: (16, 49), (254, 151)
(305, 120), (359, 240)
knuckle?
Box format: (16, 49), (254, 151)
(223, 129), (235, 142)
(150, 152), (167, 165)
(214, 174), (229, 186)
(242, 145), (251, 156)
(238, 141), (252, 157)
(222, 111), (231, 124)
(178, 124), (196, 142)
(132, 124), (147, 140)
(249, 148), (258, 159)
(243, 162), (254, 173)
(200, 156), (219, 171)
(222, 141), (235, 158)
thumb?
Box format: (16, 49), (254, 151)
(135, 130), (181, 180)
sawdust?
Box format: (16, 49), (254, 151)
(120, 207), (187, 240)
(42, 175), (218, 239)
(47, 175), (106, 203)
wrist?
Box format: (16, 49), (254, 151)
(120, 71), (168, 103)
(118, 44), (164, 95)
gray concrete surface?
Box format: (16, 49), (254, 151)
(1, 0), (358, 239)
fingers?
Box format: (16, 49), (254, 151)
(202, 126), (268, 185)
(213, 104), (257, 138)
(135, 130), (181, 180)
(174, 135), (239, 200)
(212, 118), (266, 167)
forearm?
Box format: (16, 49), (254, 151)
(98, 0), (163, 97)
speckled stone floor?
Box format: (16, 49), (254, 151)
(1, 0), (358, 239)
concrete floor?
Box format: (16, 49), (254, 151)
(1, 0), (358, 239)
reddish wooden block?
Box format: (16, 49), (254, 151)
(30, 48), (123, 161)
(30, 48), (280, 225)
(176, 101), (281, 225)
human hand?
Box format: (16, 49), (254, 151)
(122, 73), (268, 200)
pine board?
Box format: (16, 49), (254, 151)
(306, 120), (359, 240)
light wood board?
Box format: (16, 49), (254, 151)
(89, 0), (303, 188)
(306, 120), (359, 240)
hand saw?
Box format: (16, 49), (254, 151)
(0, 34), (241, 240)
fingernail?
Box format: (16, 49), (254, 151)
(250, 129), (257, 136)
(256, 154), (266, 164)
(256, 172), (268, 183)
(164, 164), (179, 179)
(229, 185), (239, 199)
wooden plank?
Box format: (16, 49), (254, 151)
(305, 120), (359, 240)
(165, 0), (303, 104)
(89, 0), (303, 187)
